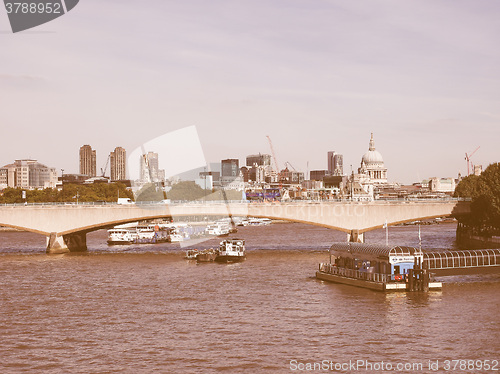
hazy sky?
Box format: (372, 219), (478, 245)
(1, 0), (499, 183)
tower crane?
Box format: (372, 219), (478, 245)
(266, 135), (281, 178)
(465, 146), (480, 176)
(101, 154), (110, 178)
(284, 161), (297, 171)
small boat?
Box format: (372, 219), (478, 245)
(215, 239), (246, 263)
(196, 248), (218, 262)
(184, 249), (199, 260)
(205, 223), (231, 237)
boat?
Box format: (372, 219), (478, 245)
(184, 249), (199, 260)
(316, 242), (442, 292)
(107, 229), (137, 245)
(168, 229), (184, 243)
(247, 217), (272, 226)
(196, 248), (219, 262)
(215, 239), (246, 263)
(205, 223), (231, 237)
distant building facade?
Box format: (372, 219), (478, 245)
(429, 177), (456, 193)
(310, 170), (327, 181)
(110, 147), (126, 181)
(79, 145), (97, 177)
(0, 159), (57, 189)
(246, 154), (271, 167)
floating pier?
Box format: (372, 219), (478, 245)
(316, 243), (442, 292)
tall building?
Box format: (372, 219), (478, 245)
(327, 151), (344, 176)
(221, 159), (240, 186)
(327, 151), (336, 175)
(79, 145), (96, 177)
(140, 151), (164, 183)
(246, 154), (271, 167)
(110, 147), (126, 181)
(0, 159), (57, 189)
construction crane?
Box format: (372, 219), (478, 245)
(100, 155), (110, 177)
(284, 161), (297, 171)
(465, 146), (480, 176)
(266, 135), (281, 176)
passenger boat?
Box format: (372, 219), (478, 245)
(107, 229), (137, 245)
(205, 223), (230, 237)
(215, 239), (246, 263)
(316, 242), (442, 292)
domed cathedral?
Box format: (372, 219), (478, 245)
(358, 133), (387, 184)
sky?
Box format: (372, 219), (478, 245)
(1, 0), (499, 184)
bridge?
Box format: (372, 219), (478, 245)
(0, 200), (470, 253)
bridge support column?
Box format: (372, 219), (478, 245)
(347, 229), (364, 243)
(46, 232), (87, 254)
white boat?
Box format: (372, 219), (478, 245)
(168, 230), (184, 243)
(215, 239), (246, 263)
(247, 217), (272, 226)
(107, 229), (137, 245)
(205, 223), (230, 237)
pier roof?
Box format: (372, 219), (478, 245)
(329, 242), (422, 261)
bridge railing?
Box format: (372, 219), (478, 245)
(0, 197), (468, 208)
(319, 263), (389, 283)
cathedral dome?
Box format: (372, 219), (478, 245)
(358, 133), (388, 184)
(362, 149), (384, 164)
(361, 133), (384, 165)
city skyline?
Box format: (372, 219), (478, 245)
(1, 1), (499, 183)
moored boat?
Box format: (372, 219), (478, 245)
(316, 242), (442, 292)
(196, 248), (219, 262)
(107, 229), (137, 245)
(215, 239), (246, 263)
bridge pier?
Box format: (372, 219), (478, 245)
(347, 229), (364, 243)
(46, 232), (87, 254)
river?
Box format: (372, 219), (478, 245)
(0, 222), (499, 373)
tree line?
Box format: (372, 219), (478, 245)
(454, 163), (500, 235)
(0, 182), (133, 204)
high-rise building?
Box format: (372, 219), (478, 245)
(246, 154), (271, 167)
(79, 145), (96, 177)
(327, 151), (336, 175)
(327, 151), (344, 176)
(140, 151), (164, 183)
(110, 147), (126, 181)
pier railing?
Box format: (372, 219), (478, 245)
(319, 263), (389, 283)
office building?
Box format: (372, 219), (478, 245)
(110, 147), (126, 181)
(0, 159), (57, 189)
(246, 154), (271, 167)
(79, 145), (97, 177)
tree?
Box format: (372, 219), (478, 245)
(455, 163), (500, 233)
(166, 181), (209, 201)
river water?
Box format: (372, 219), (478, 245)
(0, 222), (499, 373)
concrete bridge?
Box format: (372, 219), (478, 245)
(0, 200), (470, 253)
